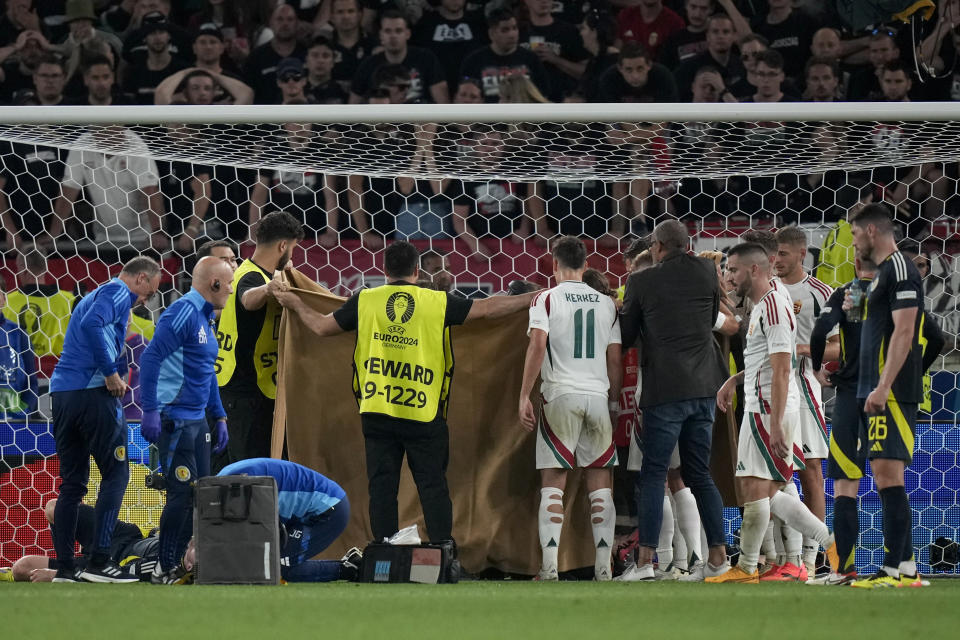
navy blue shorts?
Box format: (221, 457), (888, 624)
(52, 387), (128, 491)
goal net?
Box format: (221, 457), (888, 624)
(0, 103), (956, 576)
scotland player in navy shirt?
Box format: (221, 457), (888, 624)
(219, 458), (356, 582)
(139, 257), (234, 584)
(49, 257), (162, 583)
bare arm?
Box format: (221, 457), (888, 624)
(153, 67), (193, 104)
(51, 184), (81, 238)
(717, 308), (740, 337)
(716, 0), (752, 39)
(248, 174), (269, 231)
(345, 174), (372, 233)
(877, 307), (919, 393)
(213, 71), (254, 105)
(465, 291), (537, 322)
(518, 327), (547, 431)
(606, 343), (622, 401)
(768, 351), (792, 457)
(274, 289), (346, 337)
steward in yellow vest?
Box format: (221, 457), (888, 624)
(215, 211), (304, 468)
(274, 240), (535, 544)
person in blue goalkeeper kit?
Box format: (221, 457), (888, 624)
(49, 256), (162, 583)
(218, 458), (361, 582)
(139, 257), (235, 584)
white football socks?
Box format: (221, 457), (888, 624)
(770, 488), (830, 551)
(538, 487), (564, 574)
(589, 488), (615, 577)
(760, 519), (775, 563)
(657, 493), (675, 568)
(673, 487), (702, 568)
(779, 484), (804, 566)
(739, 498), (770, 574)
(773, 517), (786, 565)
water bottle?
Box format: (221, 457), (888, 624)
(846, 279), (863, 323)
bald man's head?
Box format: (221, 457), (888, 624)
(193, 256), (234, 309)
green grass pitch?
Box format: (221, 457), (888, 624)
(3, 580), (958, 640)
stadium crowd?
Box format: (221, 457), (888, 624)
(0, 0), (959, 260)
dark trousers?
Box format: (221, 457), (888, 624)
(212, 389), (275, 473)
(51, 388), (130, 570)
(281, 498), (351, 582)
(158, 417), (211, 571)
(636, 397), (725, 552)
(362, 413), (452, 543)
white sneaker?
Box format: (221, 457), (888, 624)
(679, 561), (730, 583)
(654, 562), (679, 581)
(614, 563), (654, 582)
(534, 568), (559, 582)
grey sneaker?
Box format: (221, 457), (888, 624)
(679, 561), (730, 583)
(534, 568), (559, 582)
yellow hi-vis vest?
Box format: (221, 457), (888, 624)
(215, 259), (280, 399)
(3, 287), (75, 357)
(353, 285), (453, 422)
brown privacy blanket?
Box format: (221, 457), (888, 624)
(272, 269), (739, 575)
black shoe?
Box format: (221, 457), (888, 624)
(52, 568), (81, 583)
(80, 561), (138, 584)
(340, 547), (363, 582)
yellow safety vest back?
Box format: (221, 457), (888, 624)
(353, 285), (453, 422)
(3, 288), (75, 357)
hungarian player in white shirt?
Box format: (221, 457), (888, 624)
(519, 236), (622, 582)
(774, 226), (842, 578)
(707, 243), (838, 583)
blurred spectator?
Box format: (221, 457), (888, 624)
(596, 42), (677, 102)
(847, 30), (901, 101)
(0, 0), (42, 47)
(741, 48), (795, 103)
(809, 27), (852, 100)
(245, 4), (306, 104)
(3, 249), (76, 358)
(197, 238), (240, 272)
(192, 23), (230, 74)
(675, 13), (744, 101)
(748, 0), (820, 80)
(329, 0), (377, 91)
(498, 73), (550, 103)
(729, 32), (767, 98)
(452, 76), (483, 103)
(519, 0), (589, 100)
(689, 65), (736, 103)
(186, 0), (259, 66)
(460, 9), (551, 103)
(0, 281), (38, 420)
(528, 123), (615, 242)
(578, 7), (618, 102)
(276, 56), (308, 103)
(371, 63), (416, 103)
(155, 144), (217, 254)
(350, 9), (448, 104)
(413, 0), (487, 91)
(804, 57), (839, 102)
(879, 59), (912, 102)
(443, 129), (532, 257)
(58, 0), (123, 62)
(69, 53), (134, 105)
(0, 134), (68, 251)
(249, 122), (340, 245)
(13, 52), (68, 106)
(615, 0), (685, 60)
(62, 34), (118, 98)
(154, 67), (254, 105)
(305, 36), (348, 103)
(121, 13), (188, 104)
(658, 0), (711, 69)
(52, 124), (168, 253)
(0, 29), (53, 103)
(122, 6), (192, 67)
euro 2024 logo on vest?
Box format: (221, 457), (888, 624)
(385, 291), (416, 336)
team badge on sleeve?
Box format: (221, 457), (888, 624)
(175, 466), (192, 482)
(114, 445), (126, 461)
